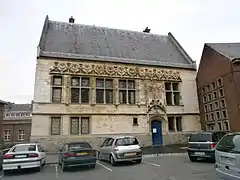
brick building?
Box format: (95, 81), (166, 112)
(196, 43), (240, 131)
(0, 100), (7, 139)
(3, 103), (32, 143)
(31, 16), (200, 151)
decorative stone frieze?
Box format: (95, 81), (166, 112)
(50, 62), (181, 81)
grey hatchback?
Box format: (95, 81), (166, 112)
(98, 136), (142, 166)
(215, 132), (240, 180)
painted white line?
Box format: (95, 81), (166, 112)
(55, 164), (59, 178)
(97, 162), (112, 171)
(143, 161), (161, 167)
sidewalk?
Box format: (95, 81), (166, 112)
(45, 144), (187, 164)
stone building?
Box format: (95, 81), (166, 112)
(196, 43), (240, 131)
(0, 100), (7, 139)
(31, 16), (200, 151)
(3, 103), (32, 143)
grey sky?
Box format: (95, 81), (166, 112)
(1, 0), (240, 103)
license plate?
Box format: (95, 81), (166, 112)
(220, 156), (234, 165)
(194, 152), (205, 156)
(76, 152), (88, 156)
(124, 153), (136, 156)
(15, 155), (27, 158)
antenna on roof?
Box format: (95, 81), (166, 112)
(69, 16), (75, 23)
(143, 27), (151, 33)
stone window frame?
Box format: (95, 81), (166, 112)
(210, 112), (215, 121)
(69, 116), (90, 135)
(223, 121), (230, 131)
(218, 88), (224, 98)
(132, 117), (138, 126)
(217, 78), (223, 87)
(3, 129), (11, 141)
(96, 78), (114, 104)
(207, 93), (212, 102)
(205, 114), (209, 121)
(220, 98), (226, 108)
(221, 110), (228, 119)
(212, 91), (218, 99)
(50, 116), (62, 135)
(118, 79), (136, 104)
(214, 101), (219, 110)
(217, 121), (222, 130)
(51, 75), (63, 103)
(165, 82), (181, 106)
(167, 116), (183, 132)
(204, 104), (208, 112)
(212, 81), (216, 90)
(70, 76), (90, 104)
(203, 95), (207, 103)
(209, 103), (214, 111)
(206, 123), (215, 130)
(18, 129), (25, 141)
(215, 111), (221, 120)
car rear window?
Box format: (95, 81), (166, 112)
(12, 145), (36, 152)
(115, 137), (139, 146)
(216, 134), (240, 154)
(189, 134), (212, 142)
(68, 142), (92, 150)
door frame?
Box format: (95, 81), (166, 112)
(150, 117), (164, 146)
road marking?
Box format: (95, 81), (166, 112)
(97, 162), (112, 171)
(143, 161), (161, 167)
(55, 164), (59, 178)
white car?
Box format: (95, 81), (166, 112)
(2, 143), (46, 172)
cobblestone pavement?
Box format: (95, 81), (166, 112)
(0, 155), (217, 180)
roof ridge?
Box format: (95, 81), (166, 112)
(49, 19), (167, 38)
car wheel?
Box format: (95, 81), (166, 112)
(90, 164), (96, 168)
(189, 156), (197, 162)
(42, 158), (46, 166)
(135, 159), (142, 164)
(110, 154), (116, 166)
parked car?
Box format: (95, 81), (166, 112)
(58, 141), (97, 171)
(187, 131), (226, 162)
(2, 143), (46, 172)
(215, 132), (240, 180)
(98, 136), (142, 166)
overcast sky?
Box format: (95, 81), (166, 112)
(0, 0), (240, 103)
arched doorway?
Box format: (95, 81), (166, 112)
(151, 120), (163, 145)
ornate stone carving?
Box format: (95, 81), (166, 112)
(146, 81), (164, 99)
(147, 99), (166, 115)
(50, 62), (181, 81)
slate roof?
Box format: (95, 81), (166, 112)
(4, 104), (32, 112)
(38, 15), (196, 69)
(206, 43), (240, 60)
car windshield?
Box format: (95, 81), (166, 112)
(12, 145), (36, 152)
(216, 134), (240, 154)
(68, 142), (91, 150)
(189, 134), (212, 142)
(115, 137), (139, 146)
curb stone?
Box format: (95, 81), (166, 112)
(45, 153), (187, 165)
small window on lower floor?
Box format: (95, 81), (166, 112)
(218, 122), (222, 131)
(51, 117), (61, 135)
(81, 117), (90, 134)
(176, 117), (182, 131)
(133, 118), (138, 126)
(223, 121), (229, 131)
(4, 130), (11, 141)
(168, 117), (174, 132)
(18, 130), (25, 141)
(207, 123), (215, 130)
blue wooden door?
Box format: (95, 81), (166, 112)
(151, 120), (163, 145)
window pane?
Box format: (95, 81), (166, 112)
(172, 83), (179, 91)
(71, 118), (79, 135)
(71, 88), (80, 103)
(71, 77), (80, 86)
(128, 90), (135, 104)
(168, 117), (174, 131)
(81, 117), (89, 134)
(119, 90), (127, 103)
(81, 88), (89, 103)
(166, 92), (172, 105)
(105, 79), (113, 89)
(106, 90), (113, 103)
(119, 80), (126, 89)
(165, 83), (171, 91)
(52, 88), (62, 102)
(176, 117), (182, 131)
(96, 79), (104, 88)
(81, 78), (89, 87)
(173, 92), (180, 105)
(128, 80), (135, 89)
(53, 76), (62, 86)
(96, 90), (104, 103)
(51, 117), (61, 135)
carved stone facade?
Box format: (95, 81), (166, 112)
(31, 59), (200, 151)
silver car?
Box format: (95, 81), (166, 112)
(98, 136), (142, 166)
(215, 132), (240, 180)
